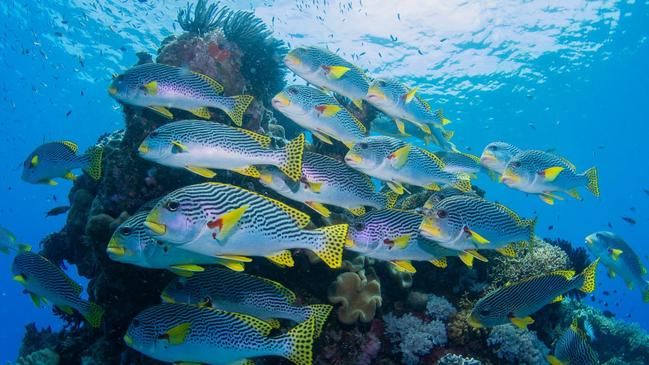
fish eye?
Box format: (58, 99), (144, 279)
(595, 233), (602, 239)
(377, 80), (386, 87)
(358, 142), (368, 149)
(120, 227), (133, 236)
(488, 145), (497, 151)
(165, 201), (180, 212)
(511, 161), (521, 168)
(354, 222), (365, 231)
(436, 209), (448, 219)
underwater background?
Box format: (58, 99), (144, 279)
(0, 0), (648, 364)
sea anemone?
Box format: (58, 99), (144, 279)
(177, 0), (224, 36)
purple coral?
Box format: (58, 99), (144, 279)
(384, 312), (448, 365)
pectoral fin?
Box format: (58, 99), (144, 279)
(387, 145), (411, 169)
(312, 131), (334, 145)
(403, 87), (419, 103)
(306, 181), (322, 193)
(610, 248), (623, 260)
(387, 181), (406, 195)
(315, 104), (342, 117)
(148, 105), (173, 119)
(391, 234), (411, 249)
(207, 205), (249, 240)
(142, 81), (158, 95)
(465, 227), (490, 245)
(390, 260), (416, 273)
(510, 316), (534, 329)
(305, 201), (331, 217)
(13, 274), (26, 285)
(171, 141), (189, 153)
(159, 322), (192, 345)
(188, 107), (211, 119)
(322, 65), (350, 79)
(63, 171), (77, 181)
(539, 166), (564, 182)
(394, 119), (406, 135)
(184, 166), (216, 178)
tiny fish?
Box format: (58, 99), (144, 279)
(45, 206), (70, 217)
(22, 141), (103, 185)
(621, 217), (636, 225)
(0, 226), (30, 254)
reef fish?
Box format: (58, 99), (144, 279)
(347, 209), (461, 272)
(479, 141), (521, 175)
(365, 78), (456, 151)
(161, 267), (332, 336)
(108, 63), (253, 126)
(144, 182), (347, 269)
(546, 317), (599, 365)
(421, 187), (479, 213)
(21, 141), (103, 185)
(501, 150), (599, 205)
(124, 303), (315, 365)
(369, 114), (437, 146)
(0, 226), (30, 254)
(259, 152), (397, 217)
(468, 259), (599, 329)
(138, 120), (305, 181)
(585, 231), (649, 302)
(12, 251), (104, 327)
(285, 46), (370, 109)
(272, 85), (367, 147)
(345, 136), (471, 195)
(419, 195), (535, 266)
(434, 150), (494, 179)
(45, 205), (71, 217)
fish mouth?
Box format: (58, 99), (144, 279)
(106, 237), (126, 256)
(479, 153), (496, 164)
(344, 153), (362, 165)
(123, 334), (134, 347)
(419, 219), (443, 240)
(585, 235), (594, 246)
(467, 314), (484, 329)
(160, 291), (175, 303)
(144, 220), (167, 235)
(499, 170), (520, 185)
(272, 93), (290, 108)
(138, 141), (149, 154)
(107, 86), (118, 96)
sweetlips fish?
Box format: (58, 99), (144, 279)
(585, 231), (649, 302)
(345, 136), (472, 195)
(161, 267), (332, 337)
(501, 150), (599, 205)
(369, 114), (435, 145)
(12, 251), (104, 328)
(479, 141), (521, 175)
(272, 85), (367, 147)
(144, 182), (347, 269)
(0, 226), (30, 254)
(468, 259), (600, 329)
(284, 46), (370, 109)
(259, 152), (398, 217)
(347, 209), (462, 272)
(546, 317), (599, 365)
(420, 187), (479, 213)
(434, 150), (496, 180)
(22, 141), (103, 185)
(107, 210), (246, 275)
(419, 195), (536, 266)
(124, 303), (316, 365)
(365, 78), (456, 151)
(138, 119), (305, 181)
(108, 63), (254, 126)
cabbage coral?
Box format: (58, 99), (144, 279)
(327, 270), (382, 324)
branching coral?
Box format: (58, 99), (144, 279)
(426, 294), (457, 321)
(436, 353), (482, 365)
(177, 0), (224, 36)
(384, 312), (448, 365)
(16, 348), (60, 365)
(328, 270), (382, 324)
(487, 324), (549, 365)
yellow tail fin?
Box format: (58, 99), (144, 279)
(584, 167), (599, 198)
(281, 315), (315, 365)
(278, 134), (305, 181)
(223, 95), (254, 126)
(83, 302), (105, 328)
(578, 258), (600, 293)
(312, 224), (347, 268)
(546, 355), (565, 365)
(83, 146), (103, 180)
(384, 191), (399, 209)
(306, 304), (333, 338)
(453, 177), (472, 193)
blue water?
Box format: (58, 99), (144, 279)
(1, 0), (647, 362)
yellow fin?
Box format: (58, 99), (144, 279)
(578, 258), (599, 293)
(546, 355), (565, 365)
(425, 182), (441, 191)
(278, 133), (305, 182)
(212, 205), (249, 240)
(169, 268), (195, 277)
(352, 98), (363, 109)
(443, 130), (454, 140)
(351, 115), (367, 133)
(608, 268), (617, 278)
(232, 312), (275, 336)
(192, 71), (224, 94)
(584, 167), (599, 197)
(466, 249), (488, 262)
(56, 304), (74, 315)
(467, 228), (490, 245)
(233, 166), (261, 178)
(149, 105), (173, 119)
(160, 322), (191, 345)
(610, 248), (623, 260)
(142, 81), (158, 95)
(63, 171), (77, 181)
(312, 224), (347, 268)
(237, 128), (271, 148)
(539, 194), (555, 205)
(416, 122), (432, 135)
(315, 104), (342, 117)
(266, 250), (295, 268)
(13, 274), (27, 285)
(61, 141), (79, 153)
(394, 119), (406, 135)
(453, 177), (472, 193)
(404, 87), (418, 103)
(215, 255), (253, 262)
(45, 179), (58, 186)
(430, 257), (447, 268)
(171, 141), (189, 153)
(626, 280), (634, 290)
(388, 145), (411, 169)
(436, 109), (451, 125)
(392, 234), (411, 249)
(510, 316), (534, 330)
(541, 166), (564, 182)
(384, 192), (399, 209)
(458, 252), (474, 268)
(306, 181), (322, 193)
(324, 65), (350, 79)
(29, 293), (43, 307)
(218, 259), (246, 272)
(348, 207), (366, 216)
(387, 181), (406, 195)
(566, 188), (582, 200)
(551, 295), (563, 304)
(184, 166), (216, 178)
(551, 270), (576, 280)
(30, 155), (39, 167)
(496, 245), (517, 257)
(391, 260), (416, 273)
(312, 131), (334, 145)
(223, 95), (254, 127)
(188, 107), (211, 119)
(170, 264), (204, 273)
(305, 201), (331, 217)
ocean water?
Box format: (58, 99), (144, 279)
(0, 0), (647, 363)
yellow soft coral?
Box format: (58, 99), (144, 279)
(327, 270), (382, 324)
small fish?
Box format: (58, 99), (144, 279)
(420, 195), (535, 266)
(345, 136), (471, 195)
(65, 110), (72, 117)
(22, 141), (103, 185)
(138, 120), (305, 181)
(585, 231), (649, 302)
(479, 141), (521, 175)
(468, 259), (599, 329)
(108, 63), (253, 126)
(0, 227), (30, 254)
(501, 150), (599, 205)
(12, 251), (104, 327)
(161, 267), (332, 336)
(45, 206), (70, 217)
(272, 85), (367, 147)
(621, 217), (636, 225)
(546, 317), (599, 365)
(284, 46), (370, 109)
(125, 303), (315, 365)
(347, 209), (461, 272)
(259, 152), (397, 217)
(144, 182), (347, 269)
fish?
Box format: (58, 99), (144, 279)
(21, 141), (103, 185)
(500, 150), (599, 205)
(45, 205), (71, 217)
(12, 251), (104, 327)
(284, 46), (370, 109)
(468, 259), (599, 329)
(621, 217), (636, 225)
(479, 141), (522, 175)
(144, 182), (347, 269)
(124, 303), (315, 365)
(369, 114), (434, 145)
(344, 136), (472, 195)
(259, 152), (398, 217)
(419, 195), (536, 266)
(108, 63), (253, 126)
(272, 85), (367, 147)
(434, 150), (496, 180)
(347, 209), (462, 272)
(0, 226), (30, 254)
(107, 210), (246, 275)
(161, 267), (332, 336)
(546, 317), (599, 365)
(585, 231), (649, 302)
(138, 120), (305, 181)
(365, 78), (456, 151)
(421, 187), (479, 212)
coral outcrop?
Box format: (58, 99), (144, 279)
(328, 270), (382, 324)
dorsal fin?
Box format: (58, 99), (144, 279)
(417, 147), (445, 169)
(258, 277), (297, 303)
(416, 94), (431, 111)
(494, 202), (522, 224)
(558, 156), (576, 171)
(248, 190), (311, 228)
(551, 270), (576, 280)
(192, 71), (224, 94)
(236, 128), (271, 148)
(60, 141), (79, 154)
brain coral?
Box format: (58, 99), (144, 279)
(327, 270), (382, 324)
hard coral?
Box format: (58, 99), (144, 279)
(328, 270), (382, 324)
(384, 312), (448, 365)
(15, 348), (60, 365)
(436, 353), (482, 365)
(426, 294), (457, 321)
(487, 324), (549, 365)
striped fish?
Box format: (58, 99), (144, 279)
(259, 152), (397, 217)
(108, 63), (253, 125)
(272, 85), (367, 147)
(547, 317), (600, 365)
(22, 141), (103, 185)
(421, 187), (479, 212)
(124, 303), (315, 365)
(501, 150), (599, 205)
(434, 150), (495, 179)
(347, 209), (461, 272)
(144, 182), (347, 269)
(419, 195), (536, 266)
(12, 252), (104, 327)
(161, 267), (332, 336)
(479, 141), (521, 175)
(285, 46), (370, 109)
(468, 259), (599, 329)
(345, 136), (471, 195)
(138, 120), (305, 181)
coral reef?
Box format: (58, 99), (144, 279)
(487, 324), (549, 365)
(328, 270), (382, 324)
(436, 353), (482, 365)
(15, 348), (60, 365)
(384, 312), (448, 364)
(426, 294), (457, 321)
